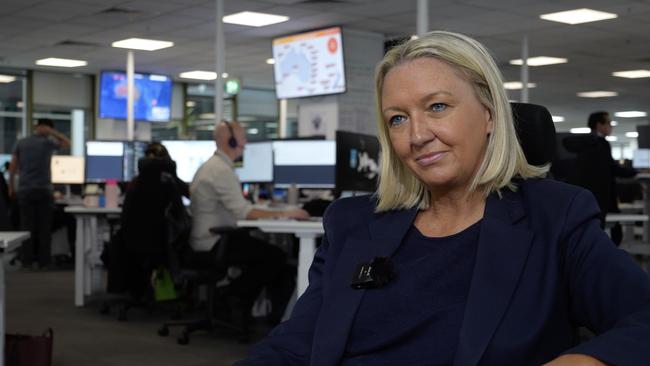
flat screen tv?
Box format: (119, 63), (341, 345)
(335, 130), (380, 195)
(272, 139), (336, 188)
(272, 26), (346, 99)
(99, 71), (172, 122)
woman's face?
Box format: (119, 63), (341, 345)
(381, 57), (493, 192)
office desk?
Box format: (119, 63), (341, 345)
(64, 206), (121, 306)
(237, 219), (324, 297)
(1, 231), (30, 366)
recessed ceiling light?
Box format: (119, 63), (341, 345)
(222, 73), (229, 79)
(552, 116), (565, 122)
(570, 127), (592, 134)
(612, 69), (650, 79)
(626, 132), (639, 138)
(223, 11), (289, 27)
(266, 58), (275, 65)
(36, 58), (87, 68)
(0, 74), (16, 83)
(111, 38), (174, 51)
(615, 111), (647, 118)
(577, 91), (618, 98)
(509, 56), (568, 66)
(410, 35), (419, 40)
(611, 120), (618, 126)
(605, 136), (617, 142)
(540, 8), (617, 25)
(180, 71), (216, 80)
(503, 82), (536, 90)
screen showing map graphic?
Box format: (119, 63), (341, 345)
(273, 27), (346, 99)
(99, 71), (172, 122)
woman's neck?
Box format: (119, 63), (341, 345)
(414, 188), (486, 237)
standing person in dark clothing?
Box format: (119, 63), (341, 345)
(8, 118), (70, 269)
(586, 111), (637, 244)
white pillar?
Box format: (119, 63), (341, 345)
(520, 35), (529, 103)
(71, 109), (84, 156)
(417, 0), (429, 36)
(214, 0), (225, 124)
(279, 98), (288, 138)
(126, 50), (135, 141)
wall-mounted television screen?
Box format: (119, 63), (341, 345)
(99, 71), (172, 122)
(272, 26), (346, 99)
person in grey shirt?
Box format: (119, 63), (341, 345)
(9, 118), (70, 268)
(189, 120), (308, 324)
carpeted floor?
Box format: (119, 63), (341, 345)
(5, 264), (266, 366)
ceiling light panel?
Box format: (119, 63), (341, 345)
(509, 57), (568, 66)
(540, 8), (617, 25)
(180, 71), (217, 80)
(503, 82), (536, 90)
(223, 11), (289, 27)
(111, 38), (174, 51)
(612, 70), (650, 79)
(0, 75), (16, 83)
(577, 91), (618, 98)
(615, 111), (647, 118)
(36, 58), (87, 67)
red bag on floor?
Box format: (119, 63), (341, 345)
(5, 328), (53, 366)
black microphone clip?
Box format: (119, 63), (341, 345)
(350, 257), (395, 289)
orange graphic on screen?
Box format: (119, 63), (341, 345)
(327, 38), (338, 53)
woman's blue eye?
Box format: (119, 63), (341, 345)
(389, 115), (406, 126)
(430, 103), (447, 112)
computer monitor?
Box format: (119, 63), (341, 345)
(637, 125), (650, 149)
(235, 141), (273, 183)
(272, 139), (336, 188)
(85, 141), (125, 182)
(123, 141), (149, 181)
(51, 155), (85, 184)
(633, 149), (650, 169)
(161, 140), (216, 182)
(335, 130), (380, 195)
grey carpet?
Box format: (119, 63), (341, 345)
(5, 267), (263, 366)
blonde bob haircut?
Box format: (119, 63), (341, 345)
(374, 31), (548, 212)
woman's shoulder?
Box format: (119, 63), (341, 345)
(323, 194), (378, 228)
(515, 178), (600, 218)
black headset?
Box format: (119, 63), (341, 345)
(223, 120), (238, 148)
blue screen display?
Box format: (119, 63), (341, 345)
(99, 71), (172, 122)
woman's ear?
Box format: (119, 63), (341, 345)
(484, 107), (494, 135)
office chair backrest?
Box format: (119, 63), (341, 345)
(511, 102), (556, 166)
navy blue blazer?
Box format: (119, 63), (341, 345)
(237, 179), (650, 365)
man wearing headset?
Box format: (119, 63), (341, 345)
(190, 120), (309, 324)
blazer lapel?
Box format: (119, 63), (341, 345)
(311, 206), (418, 366)
(454, 189), (534, 366)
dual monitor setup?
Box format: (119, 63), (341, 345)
(50, 130), (380, 195)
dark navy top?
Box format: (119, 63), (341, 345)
(342, 220), (481, 366)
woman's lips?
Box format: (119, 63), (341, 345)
(415, 151), (448, 166)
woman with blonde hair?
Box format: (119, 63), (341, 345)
(236, 31), (650, 366)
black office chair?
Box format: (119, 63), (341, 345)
(101, 157), (190, 320)
(511, 102), (557, 167)
(157, 226), (252, 345)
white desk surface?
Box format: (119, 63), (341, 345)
(0, 231), (30, 252)
(605, 213), (649, 223)
(237, 219), (324, 234)
(64, 206), (122, 215)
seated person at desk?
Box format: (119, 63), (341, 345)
(9, 118), (70, 269)
(190, 120), (309, 324)
(236, 32), (650, 366)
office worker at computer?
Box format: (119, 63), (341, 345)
(236, 32), (650, 366)
(8, 118), (70, 269)
(190, 120), (309, 324)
